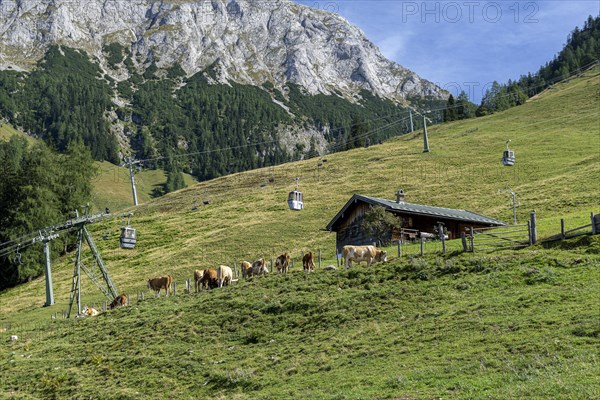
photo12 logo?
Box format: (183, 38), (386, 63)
(401, 1), (540, 24)
(440, 81), (495, 102)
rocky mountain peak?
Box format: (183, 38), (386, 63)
(0, 0), (446, 101)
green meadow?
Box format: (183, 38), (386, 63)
(0, 67), (598, 399)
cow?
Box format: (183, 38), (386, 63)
(342, 245), (387, 269)
(82, 306), (99, 317)
(302, 251), (316, 272)
(194, 269), (204, 292)
(275, 253), (291, 273)
(109, 293), (128, 309)
(241, 261), (253, 279)
(200, 268), (218, 290)
(252, 258), (268, 276)
(217, 265), (233, 288)
(147, 275), (173, 297)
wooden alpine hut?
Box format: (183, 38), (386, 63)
(326, 190), (505, 249)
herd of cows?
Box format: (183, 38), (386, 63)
(146, 245), (388, 295)
(146, 251), (318, 295)
(81, 245), (388, 316)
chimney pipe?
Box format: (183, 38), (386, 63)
(396, 189), (405, 203)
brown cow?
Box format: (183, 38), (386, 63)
(275, 253), (291, 273)
(252, 258), (268, 276)
(342, 245), (387, 268)
(302, 251), (316, 272)
(200, 268), (218, 289)
(194, 269), (204, 292)
(241, 261), (253, 279)
(147, 275), (173, 297)
(109, 293), (128, 309)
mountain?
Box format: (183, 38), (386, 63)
(0, 0), (444, 101)
(0, 0), (448, 182)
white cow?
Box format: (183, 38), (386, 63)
(342, 245), (387, 268)
(217, 265), (233, 288)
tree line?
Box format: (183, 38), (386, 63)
(443, 15), (599, 120)
(0, 137), (95, 289)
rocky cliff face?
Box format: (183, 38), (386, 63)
(0, 0), (445, 101)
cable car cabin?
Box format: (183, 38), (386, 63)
(502, 140), (516, 166)
(288, 190), (304, 211)
(120, 227), (137, 249)
(502, 149), (516, 166)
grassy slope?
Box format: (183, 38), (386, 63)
(0, 68), (599, 399)
(0, 122), (36, 144)
(0, 125), (196, 212)
(91, 161), (196, 212)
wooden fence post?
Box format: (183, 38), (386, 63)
(438, 223), (446, 255)
(561, 219), (566, 239)
(336, 248), (340, 269)
(528, 221), (533, 246)
(186, 279), (190, 294)
(420, 237), (424, 256)
(397, 240), (402, 257)
(530, 211), (537, 244)
(461, 232), (468, 252)
(470, 227), (475, 253)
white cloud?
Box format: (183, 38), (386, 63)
(376, 32), (413, 61)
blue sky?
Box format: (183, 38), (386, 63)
(295, 0), (599, 103)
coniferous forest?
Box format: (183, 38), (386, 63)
(0, 137), (95, 288)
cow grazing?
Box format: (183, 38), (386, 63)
(200, 268), (218, 289)
(217, 265), (233, 288)
(275, 253), (291, 273)
(252, 258), (268, 276)
(109, 293), (128, 309)
(241, 261), (253, 279)
(147, 275), (173, 297)
(302, 251), (316, 272)
(342, 245), (387, 268)
(194, 269), (204, 292)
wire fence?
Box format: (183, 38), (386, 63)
(471, 224), (531, 252)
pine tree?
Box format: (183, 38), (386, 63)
(444, 94), (458, 122)
(455, 91), (473, 120)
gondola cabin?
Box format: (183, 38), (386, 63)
(502, 140), (516, 166)
(287, 178), (303, 211)
(120, 226), (136, 249)
(288, 190), (304, 211)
